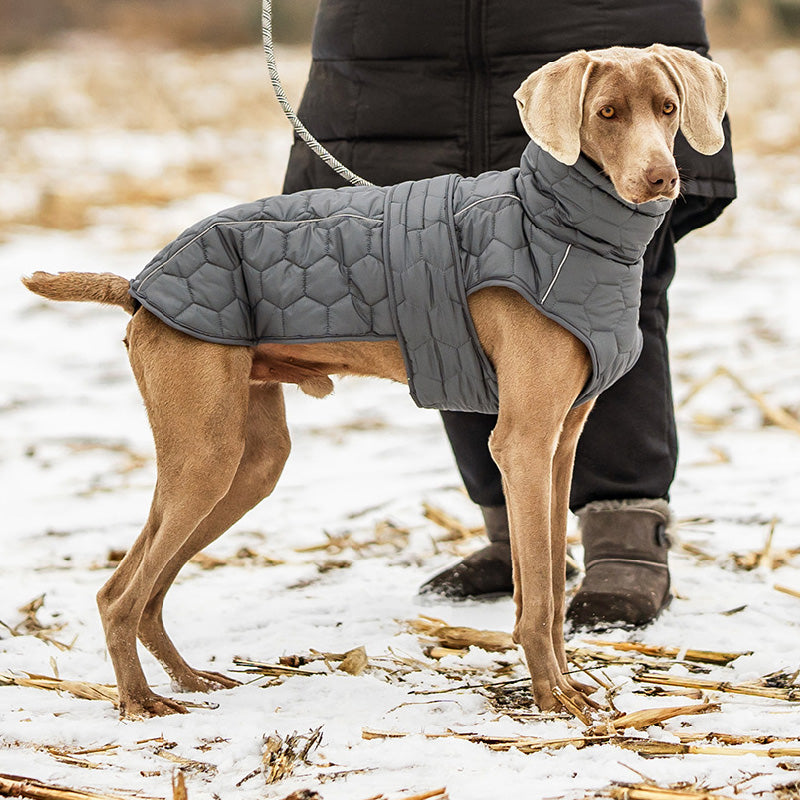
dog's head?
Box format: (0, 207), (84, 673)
(514, 44), (728, 205)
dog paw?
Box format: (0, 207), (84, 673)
(172, 669), (241, 693)
(567, 676), (601, 700)
(120, 692), (189, 719)
(551, 683), (602, 722)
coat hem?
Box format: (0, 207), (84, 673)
(130, 295), (397, 347)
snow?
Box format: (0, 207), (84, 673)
(1, 40), (799, 800)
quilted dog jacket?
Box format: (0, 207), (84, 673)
(129, 141), (670, 413)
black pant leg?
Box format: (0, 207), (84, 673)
(569, 215), (678, 509)
(439, 409), (504, 507)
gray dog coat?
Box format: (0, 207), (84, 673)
(129, 141), (671, 413)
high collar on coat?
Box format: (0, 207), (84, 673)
(515, 140), (673, 266)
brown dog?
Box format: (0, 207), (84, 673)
(23, 45), (727, 719)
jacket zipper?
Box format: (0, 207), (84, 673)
(465, 0), (488, 176)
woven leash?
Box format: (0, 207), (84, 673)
(261, 0), (375, 188)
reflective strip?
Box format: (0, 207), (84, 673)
(453, 193), (521, 218)
(540, 244), (572, 303)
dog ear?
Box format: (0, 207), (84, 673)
(648, 44), (728, 155)
(514, 51), (594, 165)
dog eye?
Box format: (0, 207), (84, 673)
(663, 101), (676, 115)
(599, 106), (616, 119)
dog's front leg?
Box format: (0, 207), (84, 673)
(490, 407), (590, 713)
(549, 400), (597, 699)
(470, 287), (595, 712)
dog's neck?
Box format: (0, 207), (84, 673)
(515, 141), (672, 265)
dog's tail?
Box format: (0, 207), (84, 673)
(22, 271), (136, 315)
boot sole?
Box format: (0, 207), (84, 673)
(566, 591), (673, 631)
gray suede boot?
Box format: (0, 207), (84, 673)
(418, 505), (513, 599)
(566, 499), (672, 628)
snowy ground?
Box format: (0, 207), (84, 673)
(1, 39), (799, 800)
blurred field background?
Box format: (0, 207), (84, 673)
(4, 0), (800, 51)
(2, 0), (800, 240)
(2, 7), (800, 796)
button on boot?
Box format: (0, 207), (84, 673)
(566, 499), (672, 628)
(419, 505), (513, 599)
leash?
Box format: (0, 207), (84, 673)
(261, 0), (375, 188)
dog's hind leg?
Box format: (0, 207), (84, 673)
(136, 381), (291, 693)
(97, 312), (253, 718)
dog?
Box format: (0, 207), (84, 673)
(23, 45), (727, 719)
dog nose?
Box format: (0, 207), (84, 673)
(646, 163), (679, 193)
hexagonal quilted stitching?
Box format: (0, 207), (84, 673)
(129, 141), (669, 414)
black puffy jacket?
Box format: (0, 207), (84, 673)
(283, 0), (735, 235)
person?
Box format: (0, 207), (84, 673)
(282, 0), (736, 627)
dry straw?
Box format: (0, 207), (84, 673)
(422, 502), (484, 541)
(0, 672), (212, 712)
(0, 773), (153, 800)
(233, 644), (370, 680)
(0, 595), (75, 651)
(679, 365), (800, 437)
(361, 728), (800, 759)
(635, 672), (800, 702)
(0, 672), (120, 706)
(171, 773), (187, 800)
(607, 784), (735, 800)
(405, 616), (515, 653)
(295, 519), (410, 557)
(583, 640), (749, 666)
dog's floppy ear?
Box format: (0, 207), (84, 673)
(514, 51), (594, 165)
(648, 44), (728, 155)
